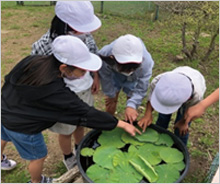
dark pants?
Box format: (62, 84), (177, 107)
(156, 108), (190, 145)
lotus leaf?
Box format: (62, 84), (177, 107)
(128, 145), (139, 153)
(154, 164), (180, 183)
(86, 164), (111, 183)
(155, 133), (174, 147)
(168, 161), (185, 171)
(134, 128), (159, 143)
(80, 147), (95, 157)
(129, 155), (158, 182)
(138, 150), (161, 166)
(93, 146), (122, 169)
(108, 162), (143, 183)
(160, 147), (184, 163)
(121, 132), (144, 146)
(98, 128), (125, 148)
(113, 150), (138, 167)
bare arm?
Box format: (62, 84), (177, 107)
(138, 101), (154, 132)
(184, 88), (219, 124)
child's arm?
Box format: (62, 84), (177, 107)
(138, 101), (154, 132)
(184, 88), (219, 124)
(117, 120), (142, 136)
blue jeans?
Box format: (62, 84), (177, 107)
(156, 108), (191, 145)
(1, 124), (47, 160)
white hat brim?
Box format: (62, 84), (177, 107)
(72, 53), (102, 72)
(69, 15), (101, 33)
(151, 90), (181, 114)
(114, 54), (142, 64)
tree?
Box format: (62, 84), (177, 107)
(155, 1), (219, 62)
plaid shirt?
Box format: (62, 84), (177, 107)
(31, 30), (99, 55)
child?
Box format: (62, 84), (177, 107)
(138, 66), (206, 145)
(1, 36), (141, 183)
(98, 34), (154, 124)
(31, 1), (101, 170)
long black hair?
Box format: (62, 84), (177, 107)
(17, 55), (73, 86)
(99, 55), (141, 73)
(50, 16), (74, 40)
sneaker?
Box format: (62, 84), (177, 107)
(1, 154), (17, 170)
(41, 175), (53, 183)
(28, 175), (53, 183)
(63, 154), (77, 170)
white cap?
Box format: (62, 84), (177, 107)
(55, 1), (101, 33)
(52, 35), (102, 71)
(151, 72), (192, 114)
(112, 34), (143, 64)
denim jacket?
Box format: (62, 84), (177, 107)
(98, 39), (154, 109)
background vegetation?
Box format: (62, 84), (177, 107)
(1, 1), (219, 183)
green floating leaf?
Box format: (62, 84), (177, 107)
(80, 147), (95, 157)
(134, 128), (159, 143)
(154, 164), (180, 183)
(98, 128), (125, 148)
(128, 144), (139, 153)
(138, 143), (166, 165)
(121, 132), (145, 146)
(129, 155), (158, 183)
(155, 133), (174, 147)
(108, 162), (143, 183)
(160, 148), (184, 163)
(168, 161), (185, 171)
(113, 150), (138, 167)
(93, 146), (121, 169)
(86, 164), (111, 183)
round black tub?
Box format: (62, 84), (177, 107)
(76, 124), (190, 183)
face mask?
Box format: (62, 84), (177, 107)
(121, 71), (134, 76)
(68, 32), (87, 41)
(64, 74), (84, 80)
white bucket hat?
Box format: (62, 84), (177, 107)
(151, 72), (193, 114)
(55, 1), (101, 33)
(112, 34), (143, 64)
(52, 35), (102, 71)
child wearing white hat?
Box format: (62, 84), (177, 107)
(1, 35), (141, 183)
(31, 1), (101, 170)
(138, 66), (206, 145)
(98, 34), (154, 124)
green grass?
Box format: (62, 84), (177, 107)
(1, 164), (29, 183)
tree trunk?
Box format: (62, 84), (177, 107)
(202, 28), (219, 62)
(181, 22), (192, 60)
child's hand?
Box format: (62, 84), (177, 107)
(125, 107), (138, 124)
(117, 120), (141, 136)
(174, 119), (189, 136)
(138, 114), (153, 132)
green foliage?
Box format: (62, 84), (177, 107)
(155, 133), (174, 147)
(154, 164), (180, 183)
(80, 148), (95, 157)
(82, 128), (186, 183)
(98, 128), (125, 148)
(134, 128), (159, 143)
(129, 156), (158, 183)
(93, 146), (122, 169)
(160, 148), (184, 163)
(86, 164), (111, 183)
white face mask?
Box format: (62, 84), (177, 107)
(121, 71), (134, 76)
(68, 32), (87, 41)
